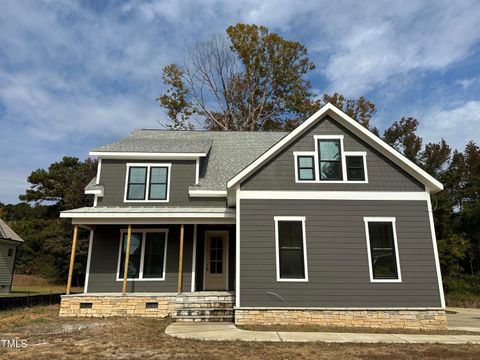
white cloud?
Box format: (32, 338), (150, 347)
(1, 0), (480, 203)
(457, 77), (480, 89)
(419, 101), (480, 151)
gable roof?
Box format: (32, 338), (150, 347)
(227, 103), (444, 193)
(91, 130), (287, 192)
(0, 219), (24, 243)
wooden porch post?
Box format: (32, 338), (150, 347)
(177, 224), (185, 293)
(122, 225), (132, 296)
(66, 224), (78, 295)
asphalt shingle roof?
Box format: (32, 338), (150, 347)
(0, 219), (24, 242)
(93, 129), (287, 191)
(92, 138), (213, 154)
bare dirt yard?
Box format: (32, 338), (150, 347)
(1, 305), (480, 360)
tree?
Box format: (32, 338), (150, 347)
(19, 156), (97, 212)
(159, 24), (374, 131)
(383, 117), (423, 163)
(318, 93), (378, 134)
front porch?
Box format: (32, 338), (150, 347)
(60, 213), (236, 320)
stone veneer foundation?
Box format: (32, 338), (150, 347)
(59, 294), (177, 318)
(234, 308), (448, 330)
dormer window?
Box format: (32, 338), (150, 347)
(124, 163), (171, 202)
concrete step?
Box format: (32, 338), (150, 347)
(174, 315), (235, 322)
(174, 302), (234, 309)
(174, 309), (234, 317)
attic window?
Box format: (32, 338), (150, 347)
(7, 248), (13, 257)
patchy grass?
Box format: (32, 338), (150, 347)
(238, 324), (477, 335)
(0, 275), (82, 297)
(446, 291), (480, 308)
(1, 305), (480, 359)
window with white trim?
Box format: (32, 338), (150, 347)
(275, 217), (308, 281)
(364, 217), (401, 282)
(125, 163), (171, 202)
(318, 138), (343, 180)
(297, 155), (315, 181)
(294, 136), (368, 184)
(346, 154), (366, 181)
(117, 229), (168, 280)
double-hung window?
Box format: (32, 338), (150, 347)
(318, 138), (343, 180)
(364, 217), (401, 282)
(345, 152), (367, 182)
(275, 217), (308, 281)
(125, 163), (171, 202)
(296, 155), (315, 181)
(117, 229), (168, 280)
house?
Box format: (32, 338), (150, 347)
(0, 219), (23, 293)
(59, 103), (447, 330)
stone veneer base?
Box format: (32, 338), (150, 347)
(59, 295), (177, 318)
(234, 308), (448, 330)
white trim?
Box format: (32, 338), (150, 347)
(235, 188), (240, 308)
(90, 151), (207, 160)
(274, 216), (309, 282)
(235, 306), (445, 311)
(226, 103), (443, 192)
(191, 224), (197, 292)
(203, 230), (229, 290)
(239, 191), (429, 201)
(96, 159), (102, 184)
(85, 189), (103, 195)
(314, 135), (347, 183)
(189, 190), (227, 197)
(70, 218), (235, 225)
(344, 151), (369, 183)
(123, 163), (172, 203)
(61, 212), (235, 219)
(93, 195), (98, 207)
(293, 151), (317, 183)
(363, 217), (402, 283)
(195, 159), (200, 185)
(115, 228), (169, 281)
(293, 136), (369, 184)
(427, 194), (446, 308)
(84, 229), (94, 293)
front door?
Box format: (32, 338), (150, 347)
(204, 231), (228, 290)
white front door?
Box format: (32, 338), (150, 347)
(204, 231), (228, 290)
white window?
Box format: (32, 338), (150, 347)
(364, 217), (402, 283)
(274, 216), (309, 282)
(116, 229), (168, 281)
(124, 163), (172, 202)
(294, 136), (368, 184)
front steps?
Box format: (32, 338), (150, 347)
(173, 291), (235, 322)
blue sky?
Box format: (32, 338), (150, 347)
(1, 0), (480, 204)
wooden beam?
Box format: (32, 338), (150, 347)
(78, 224), (94, 231)
(122, 225), (132, 296)
(66, 224), (78, 295)
(177, 224), (185, 293)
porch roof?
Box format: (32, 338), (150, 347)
(60, 206), (236, 225)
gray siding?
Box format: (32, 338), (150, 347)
(87, 225), (194, 293)
(239, 199), (442, 308)
(97, 159), (226, 207)
(0, 242), (16, 289)
(241, 116), (424, 191)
